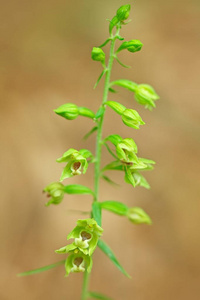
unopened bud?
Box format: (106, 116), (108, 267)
(127, 207), (152, 224)
(116, 4), (131, 21)
(54, 103), (79, 120)
(121, 109), (145, 129)
(116, 40), (143, 53)
(135, 84), (159, 110)
(43, 182), (65, 206)
(91, 47), (105, 64)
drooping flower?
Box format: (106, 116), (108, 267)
(55, 219), (103, 257)
(56, 149), (93, 181)
(127, 207), (152, 224)
(43, 182), (65, 206)
(65, 250), (93, 276)
(134, 84), (159, 110)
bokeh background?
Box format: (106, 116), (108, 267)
(1, 0), (200, 299)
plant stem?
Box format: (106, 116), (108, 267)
(81, 269), (90, 300)
(94, 30), (119, 202)
(80, 27), (120, 300)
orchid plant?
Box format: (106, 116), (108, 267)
(18, 4), (159, 300)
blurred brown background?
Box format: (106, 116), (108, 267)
(1, 0), (200, 299)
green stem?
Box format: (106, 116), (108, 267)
(94, 30), (120, 201)
(80, 26), (120, 300)
(81, 269), (90, 300)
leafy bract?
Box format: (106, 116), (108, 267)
(63, 184), (94, 196)
(92, 202), (102, 226)
(87, 291), (113, 300)
(110, 79), (137, 92)
(101, 201), (128, 216)
(98, 239), (131, 278)
(17, 260), (65, 277)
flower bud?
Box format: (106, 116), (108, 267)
(116, 4), (131, 21)
(54, 103), (79, 120)
(116, 40), (143, 53)
(127, 207), (152, 224)
(43, 182), (65, 206)
(134, 84), (160, 110)
(91, 47), (105, 64)
(121, 109), (145, 129)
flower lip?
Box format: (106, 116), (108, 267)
(81, 231), (92, 241)
(74, 257), (83, 267)
(73, 162), (81, 171)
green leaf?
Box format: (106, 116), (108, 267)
(116, 35), (124, 41)
(110, 79), (137, 92)
(63, 184), (94, 196)
(78, 107), (95, 119)
(95, 106), (105, 119)
(109, 16), (119, 34)
(99, 38), (111, 48)
(104, 143), (118, 160)
(108, 87), (117, 93)
(101, 175), (119, 186)
(83, 126), (98, 140)
(92, 202), (102, 226)
(17, 260), (65, 277)
(98, 240), (131, 278)
(94, 69), (107, 89)
(87, 291), (113, 300)
(115, 56), (131, 68)
(106, 101), (126, 115)
(101, 201), (128, 216)
(104, 134), (122, 146)
(101, 161), (123, 172)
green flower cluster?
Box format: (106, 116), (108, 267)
(105, 134), (155, 189)
(56, 218), (103, 276)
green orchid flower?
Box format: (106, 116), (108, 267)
(56, 148), (93, 181)
(65, 249), (93, 276)
(116, 138), (138, 163)
(127, 207), (152, 224)
(43, 182), (65, 206)
(134, 84), (160, 110)
(56, 219), (103, 257)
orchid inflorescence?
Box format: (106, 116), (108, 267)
(20, 4), (159, 299)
